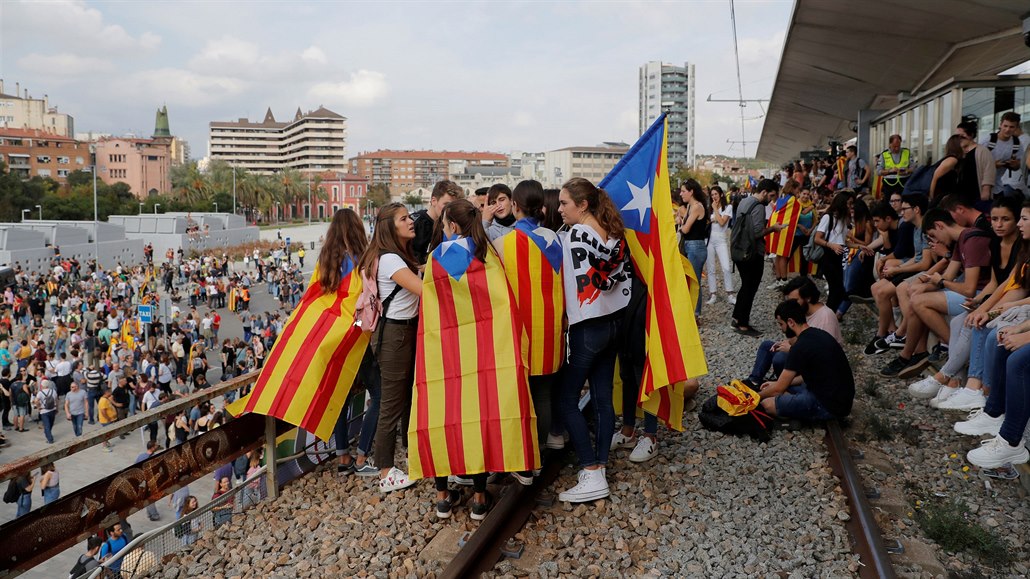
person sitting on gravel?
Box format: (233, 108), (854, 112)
(757, 300), (855, 422)
(882, 207), (992, 379)
(742, 277), (842, 389)
(867, 194), (932, 356)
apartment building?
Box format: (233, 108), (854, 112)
(93, 137), (171, 197)
(639, 61), (696, 169)
(349, 150), (508, 194)
(0, 80), (74, 137)
(543, 143), (630, 187)
(209, 106), (347, 174)
(0, 128), (90, 183)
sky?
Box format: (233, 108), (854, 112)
(0, 0), (793, 161)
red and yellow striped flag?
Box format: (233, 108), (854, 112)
(765, 195), (801, 257)
(495, 219), (564, 377)
(408, 238), (539, 480)
(231, 257), (369, 441)
(787, 248), (819, 275)
(599, 113), (707, 431)
(836, 155), (847, 183)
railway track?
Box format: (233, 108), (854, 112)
(443, 421), (897, 579)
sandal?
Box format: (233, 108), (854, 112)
(732, 326), (762, 337)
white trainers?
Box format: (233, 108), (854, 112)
(545, 433), (566, 450)
(937, 387), (987, 411)
(954, 409), (1004, 437)
(706, 295), (718, 305)
(379, 467), (416, 493)
(929, 386), (959, 408)
(558, 468), (610, 503)
(628, 437), (658, 463)
(907, 376), (943, 399)
(766, 280), (784, 290)
(727, 293), (737, 305)
(512, 471), (534, 486)
(966, 435), (1029, 468)
(448, 475), (474, 486)
(610, 431), (636, 451)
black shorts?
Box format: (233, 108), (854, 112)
(889, 270), (918, 286)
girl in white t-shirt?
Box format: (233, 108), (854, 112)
(555, 177), (630, 505)
(814, 192), (853, 313)
(358, 203), (423, 493)
(706, 186), (735, 305)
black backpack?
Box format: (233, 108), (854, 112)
(3, 479), (20, 503)
(697, 393), (773, 443)
(68, 554), (94, 578)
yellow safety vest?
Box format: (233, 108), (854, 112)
(881, 148), (911, 186)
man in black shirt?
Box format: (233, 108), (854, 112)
(411, 180), (463, 265)
(758, 300), (855, 421)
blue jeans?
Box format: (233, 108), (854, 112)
(983, 343), (1030, 446)
(40, 411), (55, 443)
(42, 485), (60, 504)
(129, 392), (137, 417)
(334, 354), (381, 457)
(71, 414), (84, 436)
(774, 384), (836, 421)
(968, 326), (996, 381)
(682, 239), (708, 317)
(748, 340), (788, 384)
(560, 318), (620, 468)
(86, 389), (101, 423)
(16, 493), (31, 517)
(837, 257), (863, 315)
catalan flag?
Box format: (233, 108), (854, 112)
(408, 237), (539, 480)
(836, 155), (847, 184)
(230, 257), (370, 442)
(765, 194), (801, 257)
(599, 113), (707, 431)
(495, 218), (564, 377)
(787, 247), (819, 275)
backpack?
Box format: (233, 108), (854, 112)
(3, 479), (19, 503)
(192, 356), (204, 371)
(68, 554), (93, 578)
(801, 221), (825, 263)
(730, 199), (761, 262)
(698, 380), (773, 442)
(354, 257), (402, 335)
(13, 381), (29, 407)
(41, 388), (57, 412)
(901, 159), (942, 197)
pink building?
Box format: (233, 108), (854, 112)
(285, 172), (369, 221)
(93, 137), (171, 198)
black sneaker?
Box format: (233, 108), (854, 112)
(435, 489), (463, 519)
(928, 343), (949, 365)
(741, 378), (759, 391)
(847, 293), (875, 304)
(337, 461), (355, 475)
(880, 356), (910, 377)
(864, 336), (887, 355)
(888, 334), (906, 349)
(470, 491), (493, 521)
(897, 352), (931, 379)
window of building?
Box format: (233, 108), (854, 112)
(57, 156), (69, 164)
(37, 155), (51, 163)
(37, 169), (51, 177)
(57, 169), (69, 177)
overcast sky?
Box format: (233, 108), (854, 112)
(0, 0), (792, 161)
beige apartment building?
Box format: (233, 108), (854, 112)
(0, 80), (74, 137)
(93, 137), (171, 197)
(349, 150), (508, 194)
(209, 106), (347, 174)
(543, 143), (630, 187)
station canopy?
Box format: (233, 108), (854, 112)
(757, 0), (1030, 163)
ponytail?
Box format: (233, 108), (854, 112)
(512, 180), (546, 222)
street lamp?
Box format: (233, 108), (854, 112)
(154, 203), (161, 214)
(232, 165), (237, 215)
(139, 202), (144, 215)
(35, 205), (42, 220)
(213, 202), (219, 213)
(21, 209), (30, 221)
(88, 146), (99, 266)
(274, 201), (281, 223)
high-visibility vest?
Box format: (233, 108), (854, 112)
(881, 148), (910, 186)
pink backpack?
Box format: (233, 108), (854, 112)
(353, 257), (400, 334)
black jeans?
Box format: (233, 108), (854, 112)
(820, 251), (845, 313)
(732, 255), (765, 328)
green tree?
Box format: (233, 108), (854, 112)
(403, 192), (424, 206)
(366, 184), (390, 209)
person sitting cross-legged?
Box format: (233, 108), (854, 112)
(757, 300), (855, 422)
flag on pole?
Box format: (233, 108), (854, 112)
(230, 258), (370, 442)
(495, 219), (564, 377)
(408, 237), (539, 480)
(765, 194), (801, 257)
(599, 113), (707, 430)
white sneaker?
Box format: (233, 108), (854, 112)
(954, 409), (1004, 437)
(545, 433), (566, 450)
(966, 435), (1029, 468)
(448, 475), (474, 486)
(907, 376), (943, 399)
(558, 469), (610, 503)
(766, 280), (784, 290)
(512, 471), (534, 486)
(929, 386), (959, 408)
(379, 467), (416, 493)
(610, 431), (636, 451)
(706, 295), (718, 305)
(937, 388), (987, 411)
(628, 437), (658, 463)
(727, 294), (737, 305)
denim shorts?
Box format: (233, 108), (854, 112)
(943, 290), (966, 317)
(14, 405), (29, 417)
(775, 384), (835, 421)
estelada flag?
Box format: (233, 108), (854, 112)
(228, 257), (369, 442)
(599, 113), (707, 431)
(494, 218), (564, 377)
(765, 194), (801, 257)
(408, 237), (539, 480)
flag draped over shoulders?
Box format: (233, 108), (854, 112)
(765, 194), (801, 257)
(409, 237), (539, 480)
(496, 219), (564, 377)
(231, 257), (369, 442)
(599, 113), (707, 430)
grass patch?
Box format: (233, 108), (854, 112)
(862, 376), (879, 398)
(915, 498), (1013, 567)
(866, 413), (894, 441)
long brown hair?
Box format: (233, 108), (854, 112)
(358, 203), (416, 276)
(318, 208), (368, 293)
(1019, 201), (1030, 289)
(562, 177), (625, 240)
(430, 199), (491, 263)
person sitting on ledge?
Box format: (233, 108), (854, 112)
(757, 299), (855, 422)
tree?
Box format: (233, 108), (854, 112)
(366, 184), (390, 209)
(403, 192), (424, 206)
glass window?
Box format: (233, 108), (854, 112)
(940, 91), (953, 155)
(923, 99), (936, 165)
(962, 87), (995, 137)
(910, 104), (922, 166)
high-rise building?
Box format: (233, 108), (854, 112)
(0, 80), (74, 137)
(348, 150), (508, 194)
(639, 61), (695, 169)
(208, 106), (347, 175)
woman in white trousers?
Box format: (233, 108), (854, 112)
(706, 187), (735, 305)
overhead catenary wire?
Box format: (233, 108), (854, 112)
(729, 0), (748, 157)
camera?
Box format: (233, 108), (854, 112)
(1024, 11), (1030, 47)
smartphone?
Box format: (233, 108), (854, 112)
(961, 303), (975, 312)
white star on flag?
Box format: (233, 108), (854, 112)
(533, 226), (558, 249)
(622, 179), (652, 228)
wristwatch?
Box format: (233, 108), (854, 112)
(937, 279), (946, 289)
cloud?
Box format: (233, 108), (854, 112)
(17, 53), (116, 77)
(301, 46), (327, 65)
(119, 69), (250, 108)
(4, 0), (160, 54)
(512, 111), (536, 128)
(308, 71), (389, 108)
(188, 36), (330, 81)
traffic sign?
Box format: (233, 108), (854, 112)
(138, 304), (153, 324)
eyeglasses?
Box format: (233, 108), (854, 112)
(900, 206), (913, 211)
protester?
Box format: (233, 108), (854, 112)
(677, 179), (710, 318)
(64, 380), (87, 436)
(706, 186), (736, 305)
(730, 179), (784, 335)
